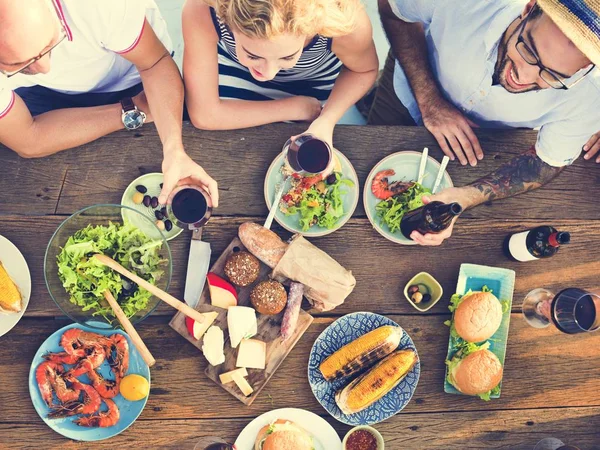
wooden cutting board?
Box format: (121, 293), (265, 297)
(169, 237), (314, 405)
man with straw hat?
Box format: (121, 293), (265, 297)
(373, 0), (600, 246)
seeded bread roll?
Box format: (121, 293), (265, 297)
(238, 222), (288, 268)
(250, 280), (287, 315)
(224, 251), (260, 287)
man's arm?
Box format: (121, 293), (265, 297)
(377, 0), (482, 166)
(410, 146), (564, 246)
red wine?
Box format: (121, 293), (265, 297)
(551, 288), (599, 334)
(297, 139), (330, 173)
(400, 201), (462, 239)
(172, 188), (208, 224)
(575, 295), (597, 330)
(505, 226), (570, 262)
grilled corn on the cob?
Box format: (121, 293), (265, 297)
(335, 349), (418, 414)
(319, 325), (402, 381)
(0, 262), (22, 313)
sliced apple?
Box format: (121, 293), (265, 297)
(185, 311), (218, 341)
(207, 273), (238, 309)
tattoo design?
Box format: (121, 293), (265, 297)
(472, 146), (564, 202)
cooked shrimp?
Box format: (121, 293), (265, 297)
(48, 379), (102, 418)
(60, 328), (111, 357)
(87, 368), (119, 399)
(74, 399), (120, 428)
(36, 361), (63, 407)
(51, 372), (81, 404)
(371, 169), (395, 199)
(66, 345), (106, 377)
(43, 351), (82, 365)
(107, 334), (129, 381)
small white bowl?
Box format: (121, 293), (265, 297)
(342, 425), (384, 450)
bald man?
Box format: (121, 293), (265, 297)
(0, 0), (218, 206)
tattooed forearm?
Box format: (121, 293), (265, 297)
(470, 146), (564, 203)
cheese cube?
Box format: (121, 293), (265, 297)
(232, 372), (254, 396)
(219, 367), (249, 384)
(236, 338), (266, 370)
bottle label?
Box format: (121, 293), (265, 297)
(509, 231), (539, 262)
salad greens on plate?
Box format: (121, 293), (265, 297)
(57, 222), (166, 323)
(375, 182), (431, 233)
(280, 172), (355, 232)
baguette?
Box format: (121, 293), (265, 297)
(319, 326), (402, 382)
(238, 222), (288, 268)
(335, 349), (418, 415)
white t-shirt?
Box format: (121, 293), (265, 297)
(0, 0), (172, 118)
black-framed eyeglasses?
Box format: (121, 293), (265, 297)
(1, 2), (68, 78)
(515, 5), (595, 90)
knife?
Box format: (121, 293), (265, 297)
(183, 227), (212, 308)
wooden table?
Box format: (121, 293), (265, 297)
(1, 123), (599, 450)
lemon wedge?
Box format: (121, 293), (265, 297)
(120, 374), (150, 401)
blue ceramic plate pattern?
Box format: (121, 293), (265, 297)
(308, 312), (420, 425)
(443, 263), (516, 399)
(29, 322), (151, 441)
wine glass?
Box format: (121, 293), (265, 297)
(282, 134), (333, 176)
(522, 287), (600, 333)
(193, 437), (236, 450)
(534, 439), (580, 450)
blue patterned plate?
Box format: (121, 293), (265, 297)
(308, 312), (420, 425)
(29, 322), (151, 441)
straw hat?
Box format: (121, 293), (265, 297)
(538, 0), (600, 66)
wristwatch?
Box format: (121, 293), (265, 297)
(120, 97), (146, 130)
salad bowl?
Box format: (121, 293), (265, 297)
(44, 204), (172, 330)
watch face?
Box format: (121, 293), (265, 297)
(123, 110), (145, 130)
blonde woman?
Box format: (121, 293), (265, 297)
(183, 0), (378, 146)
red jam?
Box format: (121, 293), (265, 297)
(346, 429), (378, 450)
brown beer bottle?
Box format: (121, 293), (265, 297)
(400, 201), (462, 240)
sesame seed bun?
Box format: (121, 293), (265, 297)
(454, 291), (503, 342)
(250, 280), (287, 315)
(254, 420), (313, 450)
(448, 349), (503, 396)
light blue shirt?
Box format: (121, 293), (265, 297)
(389, 0), (600, 167)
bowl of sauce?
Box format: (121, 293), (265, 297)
(343, 426), (384, 450)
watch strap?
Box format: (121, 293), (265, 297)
(120, 97), (135, 113)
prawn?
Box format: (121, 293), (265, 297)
(48, 379), (101, 418)
(66, 345), (106, 377)
(371, 169), (414, 199)
(60, 328), (111, 357)
(36, 361), (63, 407)
(107, 334), (129, 381)
(74, 398), (120, 428)
(51, 372), (81, 404)
(87, 368), (119, 399)
(43, 351), (82, 365)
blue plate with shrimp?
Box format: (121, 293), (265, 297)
(28, 322), (151, 441)
(364, 151), (453, 245)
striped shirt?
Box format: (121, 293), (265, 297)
(210, 8), (342, 101)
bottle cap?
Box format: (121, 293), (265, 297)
(557, 232), (571, 245)
(449, 203), (463, 215)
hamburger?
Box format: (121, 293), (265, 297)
(446, 342), (503, 401)
(450, 289), (504, 342)
(254, 419), (313, 450)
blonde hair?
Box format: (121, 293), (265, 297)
(204, 0), (362, 38)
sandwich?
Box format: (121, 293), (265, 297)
(446, 342), (503, 401)
(254, 419), (313, 450)
(0, 261), (22, 314)
(449, 287), (506, 342)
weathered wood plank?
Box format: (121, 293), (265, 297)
(0, 148), (67, 215)
(50, 123), (600, 219)
(1, 407), (599, 449)
(2, 315), (598, 425)
(1, 216), (597, 318)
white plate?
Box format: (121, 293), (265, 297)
(234, 408), (342, 450)
(0, 235), (31, 337)
(121, 173), (183, 241)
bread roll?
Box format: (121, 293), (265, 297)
(238, 222), (288, 268)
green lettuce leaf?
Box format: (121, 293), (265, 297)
(375, 182), (431, 233)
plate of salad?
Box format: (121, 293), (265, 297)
(363, 151), (453, 245)
(44, 204), (172, 329)
(264, 149), (358, 237)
